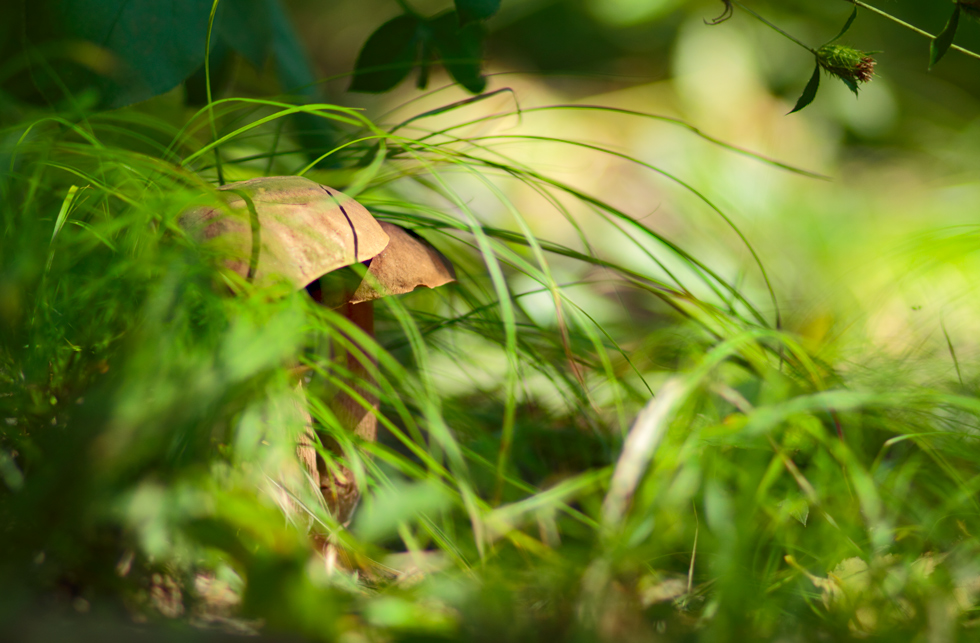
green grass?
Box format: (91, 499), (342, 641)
(2, 79), (980, 643)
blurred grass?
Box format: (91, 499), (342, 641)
(4, 9), (980, 641)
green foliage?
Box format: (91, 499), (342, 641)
(4, 1), (980, 641)
(349, 15), (426, 93)
(931, 4), (962, 69)
(4, 0), (315, 109)
(789, 63), (820, 114)
(351, 9), (488, 94)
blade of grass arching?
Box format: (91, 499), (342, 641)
(382, 87), (521, 137)
(406, 142), (766, 326)
(372, 138), (748, 390)
(403, 101), (827, 180)
(442, 217), (749, 347)
(470, 134), (781, 329)
(488, 105), (830, 180)
(562, 296), (655, 398)
(402, 232), (596, 413)
(10, 116), (106, 174)
(419, 223), (731, 367)
(335, 85), (524, 170)
(382, 292), (590, 417)
(475, 226), (686, 299)
(460, 444), (603, 529)
(366, 281), (489, 552)
(169, 100), (368, 166)
(91, 109), (184, 139)
(294, 135), (387, 176)
(505, 281), (655, 404)
(454, 231), (633, 430)
(65, 220), (118, 252)
(180, 105), (361, 169)
(358, 87), (522, 165)
(40, 164), (142, 208)
(485, 468), (606, 537)
(326, 140), (387, 198)
(467, 172), (593, 499)
(304, 306), (430, 447)
(82, 123), (180, 162)
(307, 350), (473, 494)
(416, 132), (771, 326)
(360, 286), (468, 473)
(417, 514), (474, 572)
(205, 0), (224, 185)
(378, 141), (695, 297)
(390, 153), (522, 512)
(264, 118), (287, 176)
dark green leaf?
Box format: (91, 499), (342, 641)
(430, 11), (487, 94)
(455, 0), (501, 25)
(788, 62), (821, 114)
(930, 5), (961, 70)
(840, 76), (859, 96)
(13, 0), (300, 109)
(269, 0), (316, 96)
(827, 7), (858, 45)
(22, 0), (213, 108)
(349, 14), (422, 93)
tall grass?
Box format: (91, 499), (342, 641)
(2, 77), (979, 642)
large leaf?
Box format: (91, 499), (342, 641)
(430, 11), (487, 94)
(23, 0), (213, 109)
(11, 0), (311, 110)
(349, 14), (423, 93)
(930, 5), (961, 70)
(788, 62), (821, 114)
(268, 0), (317, 96)
(455, 0), (501, 25)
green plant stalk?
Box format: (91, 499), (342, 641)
(844, 0), (980, 62)
(206, 0), (225, 185)
(732, 1), (816, 54)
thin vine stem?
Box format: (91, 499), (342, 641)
(205, 0), (224, 185)
(843, 0), (980, 63)
(732, 1), (816, 54)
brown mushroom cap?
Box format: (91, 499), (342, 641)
(347, 221), (456, 305)
(181, 176), (389, 289)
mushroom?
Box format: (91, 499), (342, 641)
(182, 176), (455, 525)
(183, 175), (388, 290)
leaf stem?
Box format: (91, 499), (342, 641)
(732, 1), (817, 54)
(843, 0), (980, 63)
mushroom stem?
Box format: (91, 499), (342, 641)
(319, 300), (378, 524)
(338, 300), (379, 444)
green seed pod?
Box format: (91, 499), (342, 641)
(816, 44), (876, 84)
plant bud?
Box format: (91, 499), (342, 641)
(816, 44), (877, 85)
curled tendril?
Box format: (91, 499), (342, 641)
(705, 0), (734, 25)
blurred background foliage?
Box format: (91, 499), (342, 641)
(4, 0), (980, 641)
